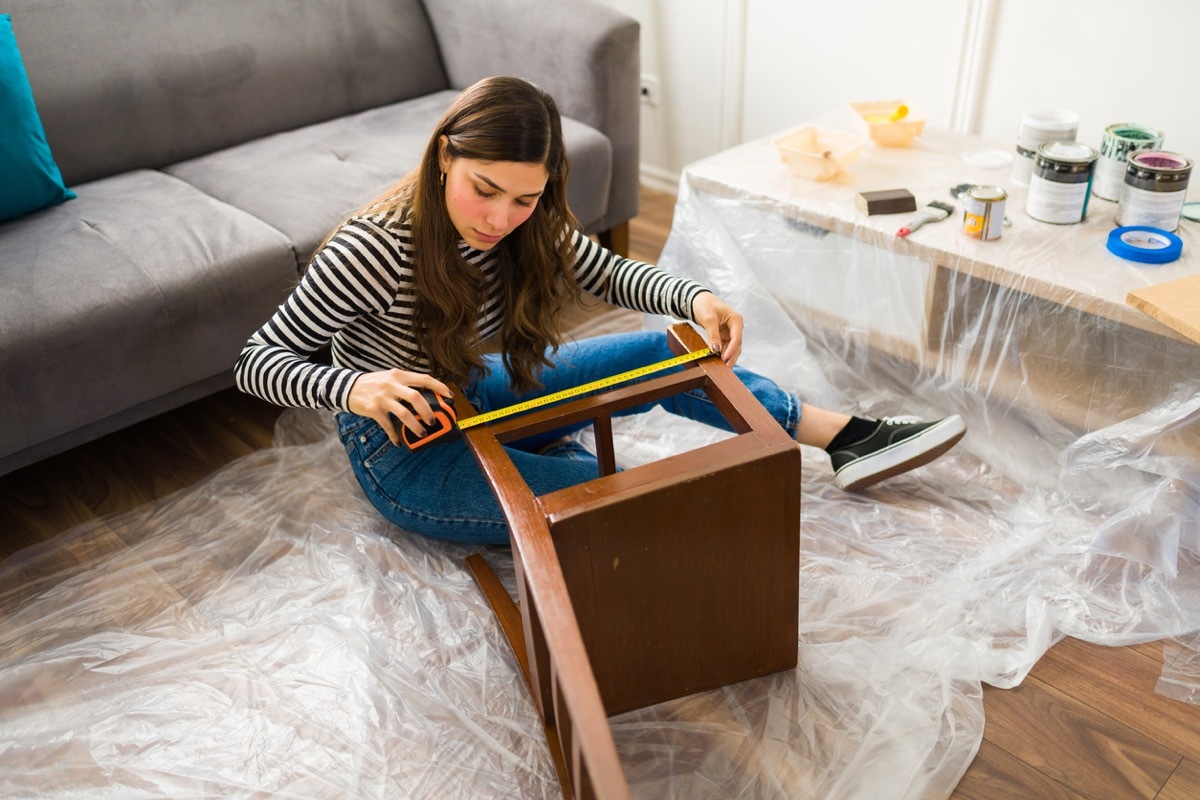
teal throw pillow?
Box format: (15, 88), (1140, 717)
(1, 13), (76, 223)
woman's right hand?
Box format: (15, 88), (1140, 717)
(347, 370), (453, 445)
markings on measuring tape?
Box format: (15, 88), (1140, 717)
(458, 347), (717, 430)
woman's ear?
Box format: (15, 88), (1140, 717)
(437, 135), (451, 174)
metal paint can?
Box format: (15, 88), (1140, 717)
(1012, 108), (1079, 185)
(1025, 141), (1098, 224)
(962, 185), (1006, 240)
(1092, 123), (1165, 201)
(1116, 150), (1193, 232)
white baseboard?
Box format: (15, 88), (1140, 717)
(638, 164), (680, 196)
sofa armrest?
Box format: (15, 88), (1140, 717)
(422, 0), (640, 234)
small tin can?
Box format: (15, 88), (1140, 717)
(962, 185), (1006, 240)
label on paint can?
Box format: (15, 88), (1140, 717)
(962, 185), (1006, 240)
(1025, 141), (1097, 225)
(1117, 185), (1189, 231)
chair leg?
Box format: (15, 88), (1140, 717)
(597, 222), (630, 257)
(465, 554), (530, 687)
(465, 554), (575, 799)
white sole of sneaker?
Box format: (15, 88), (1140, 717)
(834, 414), (967, 492)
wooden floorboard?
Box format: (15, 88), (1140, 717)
(1158, 758), (1200, 800)
(979, 672), (1180, 799)
(951, 740), (1088, 800)
(2, 186), (1199, 799)
(1032, 637), (1200, 766)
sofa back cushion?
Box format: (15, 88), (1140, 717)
(6, 0), (448, 186)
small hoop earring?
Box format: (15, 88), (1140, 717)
(439, 172), (445, 186)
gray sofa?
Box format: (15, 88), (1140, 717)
(0, 0), (639, 476)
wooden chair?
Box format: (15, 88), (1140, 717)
(460, 323), (802, 799)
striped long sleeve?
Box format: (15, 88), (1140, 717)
(235, 216), (710, 411)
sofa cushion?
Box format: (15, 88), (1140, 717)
(7, 0), (448, 186)
(0, 170), (297, 459)
(166, 92), (613, 268)
(0, 14), (75, 222)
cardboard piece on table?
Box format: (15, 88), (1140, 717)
(1126, 272), (1200, 345)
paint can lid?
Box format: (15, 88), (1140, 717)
(1181, 201), (1200, 223)
(1104, 123), (1164, 142)
(1036, 141), (1098, 164)
(1128, 150), (1193, 174)
(1020, 108), (1080, 131)
(967, 185), (1007, 202)
(1106, 226), (1183, 264)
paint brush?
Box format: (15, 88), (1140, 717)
(896, 201), (955, 237)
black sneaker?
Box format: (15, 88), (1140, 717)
(830, 415), (966, 492)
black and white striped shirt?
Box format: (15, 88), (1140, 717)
(235, 212), (709, 411)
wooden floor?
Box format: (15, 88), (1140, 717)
(2, 187), (1198, 800)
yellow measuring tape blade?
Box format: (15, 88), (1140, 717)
(458, 347), (716, 430)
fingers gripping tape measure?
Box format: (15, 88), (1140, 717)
(393, 392), (460, 450)
(396, 346), (717, 450)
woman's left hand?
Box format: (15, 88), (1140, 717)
(691, 291), (744, 366)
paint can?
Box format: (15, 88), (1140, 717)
(1025, 141), (1098, 225)
(1011, 108), (1079, 185)
(1092, 124), (1165, 201)
(962, 185), (1006, 240)
(1116, 150), (1193, 232)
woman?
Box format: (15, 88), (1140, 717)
(235, 76), (965, 545)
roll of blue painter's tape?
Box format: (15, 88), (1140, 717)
(1106, 226), (1183, 264)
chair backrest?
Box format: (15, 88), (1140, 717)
(460, 323), (801, 799)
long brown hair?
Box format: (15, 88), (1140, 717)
(333, 76), (579, 392)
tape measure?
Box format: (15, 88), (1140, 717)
(397, 346), (717, 449)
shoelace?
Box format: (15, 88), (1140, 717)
(881, 415), (923, 426)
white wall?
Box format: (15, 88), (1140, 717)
(599, 0), (735, 192)
(595, 0), (1200, 193)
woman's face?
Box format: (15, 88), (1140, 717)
(439, 138), (549, 250)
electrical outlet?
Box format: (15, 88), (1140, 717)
(639, 74), (659, 107)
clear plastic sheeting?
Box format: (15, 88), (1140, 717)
(1159, 632), (1200, 706)
(2, 136), (1200, 799)
(0, 413), (560, 799)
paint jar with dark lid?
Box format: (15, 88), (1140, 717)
(1025, 141), (1098, 224)
(1116, 150), (1193, 231)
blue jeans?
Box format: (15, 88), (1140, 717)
(337, 330), (800, 545)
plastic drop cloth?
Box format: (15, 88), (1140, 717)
(3, 138), (1200, 800)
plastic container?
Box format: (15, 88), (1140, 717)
(773, 126), (865, 181)
(849, 99), (926, 147)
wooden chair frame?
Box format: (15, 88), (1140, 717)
(460, 323), (802, 799)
